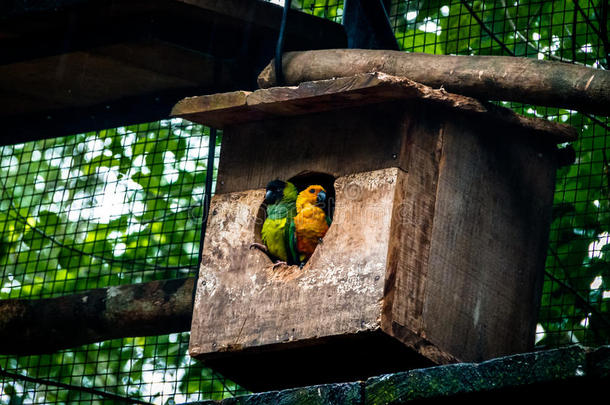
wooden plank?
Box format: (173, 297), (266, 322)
(421, 113), (557, 361)
(1, 1), (346, 63)
(173, 73), (577, 143)
(170, 91), (267, 129)
(249, 74), (579, 143)
(2, 88), (208, 145)
(0, 50), (197, 115)
(213, 102), (408, 194)
(245, 73), (418, 115)
(190, 168), (400, 360)
(382, 105), (455, 364)
(91, 40), (238, 85)
(2, 0), (345, 48)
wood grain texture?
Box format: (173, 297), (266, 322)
(257, 49), (610, 116)
(0, 45), (204, 116)
(170, 91), (266, 128)
(421, 113), (557, 361)
(214, 101), (409, 194)
(172, 73), (577, 142)
(187, 75), (563, 386)
(190, 168), (399, 358)
(0, 0), (346, 143)
(382, 106), (456, 364)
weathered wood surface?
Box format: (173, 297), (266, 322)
(383, 105), (455, 364)
(172, 73), (578, 143)
(190, 168), (399, 359)
(257, 49), (610, 116)
(170, 91), (269, 129)
(0, 278), (194, 355)
(420, 113), (556, 361)
(213, 101), (408, 194)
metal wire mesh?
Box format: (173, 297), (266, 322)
(0, 120), (248, 403)
(1, 0), (609, 403)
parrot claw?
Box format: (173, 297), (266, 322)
(249, 243), (268, 253)
(272, 261), (287, 270)
(318, 238), (324, 245)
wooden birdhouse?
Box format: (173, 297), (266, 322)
(171, 72), (576, 391)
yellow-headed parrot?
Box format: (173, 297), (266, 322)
(294, 185), (330, 265)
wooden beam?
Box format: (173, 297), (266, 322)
(0, 0), (347, 143)
(172, 73), (578, 143)
(257, 49), (610, 116)
(1, 87), (217, 145)
(0, 278), (194, 355)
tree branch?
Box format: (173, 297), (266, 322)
(258, 49), (610, 116)
(0, 366), (153, 405)
(0, 277), (195, 355)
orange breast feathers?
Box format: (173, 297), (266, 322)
(294, 185), (330, 260)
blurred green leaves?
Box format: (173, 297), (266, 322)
(0, 120), (240, 403)
(0, 120), (213, 301)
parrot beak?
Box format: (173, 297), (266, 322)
(316, 190), (327, 207)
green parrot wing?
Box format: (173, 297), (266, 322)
(285, 214), (299, 265)
(262, 216), (288, 262)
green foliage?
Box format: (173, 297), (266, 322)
(294, 0), (344, 22)
(0, 120), (213, 300)
(0, 120), (245, 403)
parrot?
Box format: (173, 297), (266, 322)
(293, 185), (330, 265)
(251, 179), (299, 265)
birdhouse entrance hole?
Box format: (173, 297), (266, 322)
(253, 171), (336, 266)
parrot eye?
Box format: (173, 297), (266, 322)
(309, 188), (315, 193)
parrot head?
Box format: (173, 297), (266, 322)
(296, 185), (327, 211)
(264, 179), (298, 205)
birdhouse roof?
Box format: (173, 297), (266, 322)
(171, 72), (577, 143)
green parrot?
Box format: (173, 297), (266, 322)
(251, 179), (299, 265)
